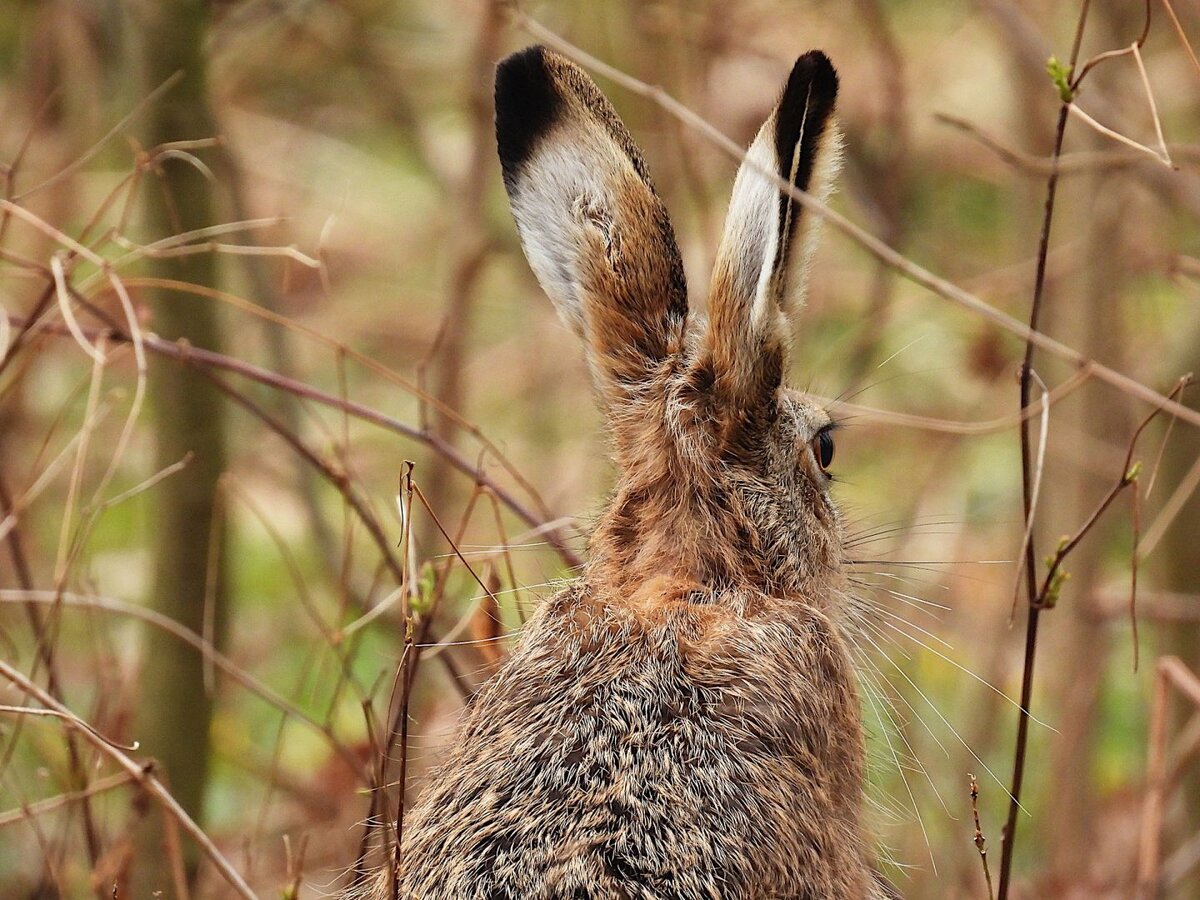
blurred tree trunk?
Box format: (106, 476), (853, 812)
(417, 0), (501, 556)
(1042, 174), (1129, 883)
(128, 1), (229, 894)
(1163, 348), (1200, 899)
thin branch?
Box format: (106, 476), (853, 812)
(1066, 102), (1172, 168)
(1009, 371), (1050, 621)
(4, 313), (583, 568)
(1161, 0), (1200, 80)
(0, 590), (367, 781)
(1035, 376), (1190, 608)
(971, 774), (996, 900)
(0, 771), (134, 829)
(512, 11), (1200, 430)
(11, 72), (185, 203)
(998, 3), (1093, 895)
(1137, 657), (1200, 898)
(0, 705), (139, 752)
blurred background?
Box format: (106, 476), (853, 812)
(1, 0), (1198, 897)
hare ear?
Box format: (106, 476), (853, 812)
(700, 51), (840, 409)
(496, 46), (688, 403)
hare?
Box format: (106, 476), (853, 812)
(361, 45), (889, 899)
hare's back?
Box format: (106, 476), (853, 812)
(397, 586), (872, 899)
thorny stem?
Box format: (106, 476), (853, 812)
(971, 774), (995, 900)
(390, 623), (416, 900)
(998, 3), (1092, 896)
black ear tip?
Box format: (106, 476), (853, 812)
(773, 50), (839, 194)
(496, 45), (551, 95)
(495, 45), (563, 188)
(787, 50), (839, 105)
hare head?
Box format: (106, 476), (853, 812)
(366, 44), (887, 900)
(496, 45), (846, 613)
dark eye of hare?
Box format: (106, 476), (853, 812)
(811, 427), (835, 473)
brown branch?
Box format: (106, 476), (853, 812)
(0, 590), (367, 781)
(114, 274), (561, 529)
(4, 313), (584, 570)
(935, 114), (1199, 177)
(0, 771), (134, 829)
(1071, 0), (1152, 86)
(1033, 377), (1190, 642)
(1138, 657), (1200, 898)
(389, 625), (416, 900)
(970, 774), (996, 900)
(193, 366), (474, 704)
(0, 282), (55, 381)
(998, 3), (1093, 895)
(10, 73), (185, 205)
(0, 470), (103, 868)
(513, 11), (1200, 430)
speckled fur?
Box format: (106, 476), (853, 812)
(355, 46), (888, 900)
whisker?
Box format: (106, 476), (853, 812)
(868, 604), (952, 648)
(878, 618), (1055, 731)
(855, 656), (938, 875)
(853, 626), (1024, 813)
(859, 571), (952, 593)
(853, 626), (956, 771)
(875, 335), (929, 371)
(874, 586), (951, 614)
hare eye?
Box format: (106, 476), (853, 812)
(811, 428), (835, 473)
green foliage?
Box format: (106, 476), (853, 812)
(1046, 55), (1075, 103)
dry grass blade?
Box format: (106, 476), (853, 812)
(0, 658), (259, 900)
(0, 590), (368, 781)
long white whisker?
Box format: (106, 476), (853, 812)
(878, 619), (1055, 731)
(866, 571), (952, 593)
(856, 627), (1026, 812)
(854, 626), (954, 767)
(856, 659), (938, 874)
(870, 605), (953, 649)
(871, 586), (951, 615)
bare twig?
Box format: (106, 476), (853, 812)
(970, 774), (996, 900)
(1140, 438), (1200, 558)
(0, 704), (139, 751)
(1066, 102), (1172, 168)
(10, 72), (185, 204)
(1161, 0), (1200, 80)
(0, 590), (367, 780)
(0, 771), (134, 829)
(998, 4), (1094, 895)
(1009, 370), (1050, 621)
(4, 312), (583, 569)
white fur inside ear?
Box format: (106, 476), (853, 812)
(507, 137), (620, 339)
(720, 130), (780, 335)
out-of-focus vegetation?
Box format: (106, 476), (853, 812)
(1, 1), (1198, 897)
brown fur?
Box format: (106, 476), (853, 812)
(353, 46), (887, 899)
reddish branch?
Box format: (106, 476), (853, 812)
(998, 3), (1093, 895)
(4, 313), (583, 570)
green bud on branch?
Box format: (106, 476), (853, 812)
(1046, 56), (1075, 103)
